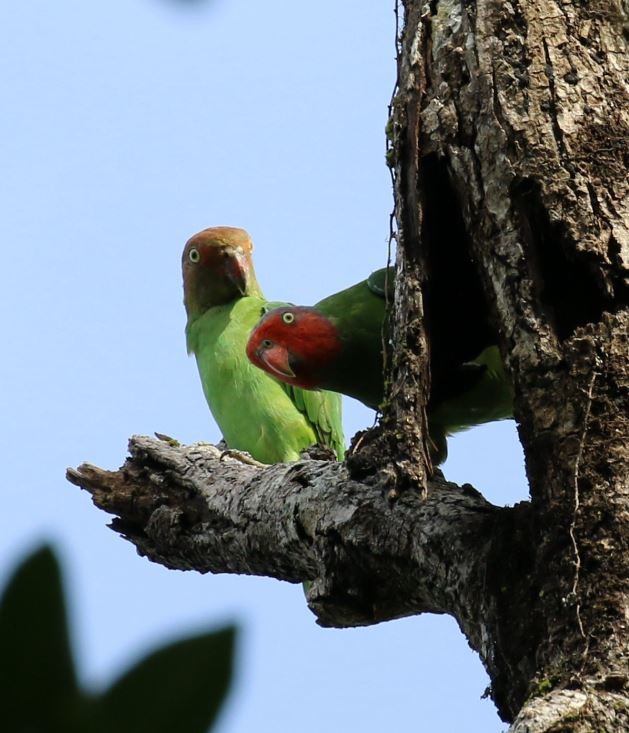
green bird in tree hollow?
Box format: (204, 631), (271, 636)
(246, 268), (513, 463)
(182, 226), (344, 464)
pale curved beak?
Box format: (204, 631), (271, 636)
(225, 249), (249, 295)
(257, 343), (295, 380)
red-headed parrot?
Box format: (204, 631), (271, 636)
(246, 268), (513, 463)
(183, 226), (344, 463)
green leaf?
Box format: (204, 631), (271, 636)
(0, 545), (82, 733)
(92, 625), (237, 733)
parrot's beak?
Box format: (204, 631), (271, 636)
(225, 249), (249, 295)
(257, 344), (296, 380)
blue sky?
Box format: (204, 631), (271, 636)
(0, 2), (525, 731)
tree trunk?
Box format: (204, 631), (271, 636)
(390, 0), (629, 726)
(67, 0), (628, 729)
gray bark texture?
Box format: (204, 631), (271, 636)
(67, 0), (628, 729)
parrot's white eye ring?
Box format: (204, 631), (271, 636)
(282, 312), (295, 325)
(189, 248), (200, 263)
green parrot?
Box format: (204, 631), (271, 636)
(246, 268), (513, 463)
(182, 226), (344, 464)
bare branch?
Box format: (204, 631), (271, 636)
(66, 436), (501, 630)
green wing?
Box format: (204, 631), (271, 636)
(365, 267), (394, 299)
(428, 345), (514, 460)
(311, 268), (393, 410)
(432, 346), (513, 430)
(281, 383), (345, 460)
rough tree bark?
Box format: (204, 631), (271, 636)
(67, 1), (628, 730)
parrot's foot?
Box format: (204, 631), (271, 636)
(154, 432), (181, 447)
(219, 449), (267, 468)
(299, 443), (337, 461)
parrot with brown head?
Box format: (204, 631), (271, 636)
(183, 227), (344, 463)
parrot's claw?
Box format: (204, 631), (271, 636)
(219, 449), (267, 468)
(299, 443), (337, 461)
(154, 432), (181, 447)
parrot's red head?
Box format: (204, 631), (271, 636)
(246, 306), (342, 389)
(182, 226), (261, 319)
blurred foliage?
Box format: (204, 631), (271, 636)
(0, 546), (237, 733)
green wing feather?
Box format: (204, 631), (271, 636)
(365, 267), (394, 299)
(430, 346), (513, 431)
(428, 345), (514, 462)
(314, 268), (392, 409)
(282, 383), (345, 460)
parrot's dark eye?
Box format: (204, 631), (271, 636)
(189, 248), (200, 263)
(282, 312), (295, 325)
(262, 339), (273, 349)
